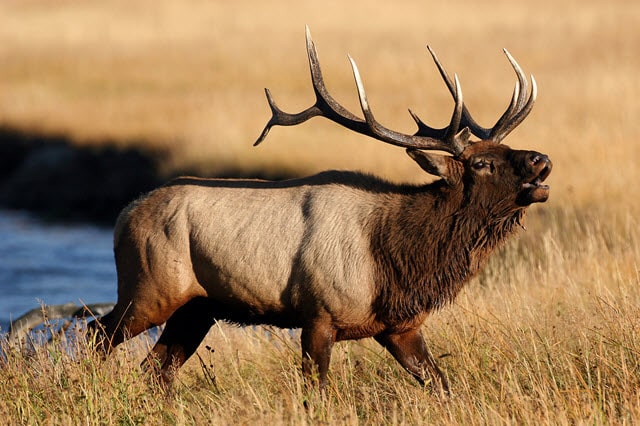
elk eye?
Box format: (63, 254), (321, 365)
(472, 160), (492, 171)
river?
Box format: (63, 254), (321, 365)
(0, 209), (116, 333)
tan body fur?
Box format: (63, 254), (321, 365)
(112, 172), (379, 337)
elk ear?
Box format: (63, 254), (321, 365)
(406, 148), (458, 186)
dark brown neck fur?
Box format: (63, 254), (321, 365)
(369, 181), (525, 325)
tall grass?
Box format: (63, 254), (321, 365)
(0, 206), (639, 423)
(1, 0), (639, 424)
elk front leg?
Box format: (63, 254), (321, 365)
(300, 318), (336, 389)
(141, 298), (216, 385)
(375, 328), (449, 395)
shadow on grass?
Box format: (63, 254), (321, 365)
(0, 126), (297, 224)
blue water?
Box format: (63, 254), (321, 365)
(0, 210), (117, 333)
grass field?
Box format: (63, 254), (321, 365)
(1, 0), (639, 424)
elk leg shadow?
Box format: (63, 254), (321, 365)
(375, 328), (449, 395)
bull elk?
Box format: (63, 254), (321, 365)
(90, 28), (551, 395)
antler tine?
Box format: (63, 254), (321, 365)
(304, 26), (365, 126)
(254, 88), (321, 146)
(503, 49), (529, 111)
(486, 79), (521, 142)
(407, 68), (468, 146)
(444, 74), (466, 143)
(424, 45), (493, 140)
(408, 109), (447, 140)
(490, 75), (537, 143)
(488, 50), (537, 143)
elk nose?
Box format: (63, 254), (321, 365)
(526, 152), (552, 179)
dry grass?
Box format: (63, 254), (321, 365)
(1, 0), (639, 424)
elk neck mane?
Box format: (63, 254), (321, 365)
(368, 175), (526, 324)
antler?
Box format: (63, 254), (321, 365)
(415, 46), (537, 143)
(255, 26), (470, 156)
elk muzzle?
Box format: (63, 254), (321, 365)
(517, 152), (552, 205)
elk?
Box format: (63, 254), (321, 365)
(90, 28), (551, 395)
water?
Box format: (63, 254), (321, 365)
(0, 210), (117, 333)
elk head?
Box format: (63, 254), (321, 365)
(256, 27), (551, 211)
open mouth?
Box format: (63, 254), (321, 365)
(518, 162), (552, 205)
(522, 163), (551, 191)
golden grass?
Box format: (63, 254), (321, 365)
(0, 207), (639, 423)
(1, 0), (639, 424)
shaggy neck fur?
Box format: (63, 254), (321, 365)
(369, 180), (525, 325)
